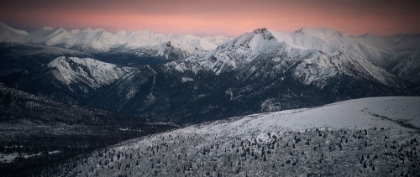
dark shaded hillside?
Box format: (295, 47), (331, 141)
(0, 43), (89, 77)
(0, 83), (138, 125)
(0, 84), (177, 177)
(89, 63), (416, 125)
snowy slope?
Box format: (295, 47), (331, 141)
(156, 97), (420, 136)
(63, 97), (420, 177)
(0, 22), (28, 43)
(219, 97), (420, 132)
(28, 27), (74, 46)
(48, 56), (133, 88)
(66, 29), (125, 51)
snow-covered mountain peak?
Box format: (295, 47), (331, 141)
(51, 26), (65, 31)
(116, 29), (156, 39)
(133, 29), (155, 36)
(296, 27), (350, 38)
(202, 35), (231, 45)
(47, 56), (133, 88)
(175, 27), (408, 87)
(182, 34), (197, 38)
(0, 22), (28, 35)
(28, 26), (74, 46)
(252, 28), (270, 34)
(82, 28), (94, 32)
(0, 22), (28, 42)
(115, 30), (131, 36)
(41, 26), (53, 30)
(179, 29), (296, 74)
(31, 27), (52, 34)
(151, 40), (197, 60)
(79, 28), (104, 33)
(70, 29), (81, 34)
(298, 27), (349, 38)
(284, 27), (356, 52)
(165, 40), (175, 47)
(49, 27), (71, 36)
(249, 28), (277, 41)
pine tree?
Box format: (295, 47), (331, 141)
(361, 155), (364, 163)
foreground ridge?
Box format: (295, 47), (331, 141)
(58, 97), (420, 177)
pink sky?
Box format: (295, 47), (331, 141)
(1, 0), (419, 37)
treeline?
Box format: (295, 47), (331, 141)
(0, 122), (175, 177)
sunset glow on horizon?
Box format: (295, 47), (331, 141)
(1, 0), (419, 37)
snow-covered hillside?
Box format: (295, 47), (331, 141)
(106, 96), (420, 141)
(47, 56), (133, 88)
(0, 22), (28, 43)
(61, 97), (420, 176)
(0, 22), (231, 53)
(194, 97), (420, 132)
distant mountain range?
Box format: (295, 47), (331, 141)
(0, 22), (419, 125)
(0, 22), (231, 77)
(0, 22), (230, 52)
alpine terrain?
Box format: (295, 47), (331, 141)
(0, 21), (419, 177)
(1, 24), (419, 124)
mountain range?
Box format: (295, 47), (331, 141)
(0, 22), (229, 53)
(0, 22), (419, 125)
(0, 22), (231, 77)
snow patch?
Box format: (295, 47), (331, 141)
(181, 77), (193, 83)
